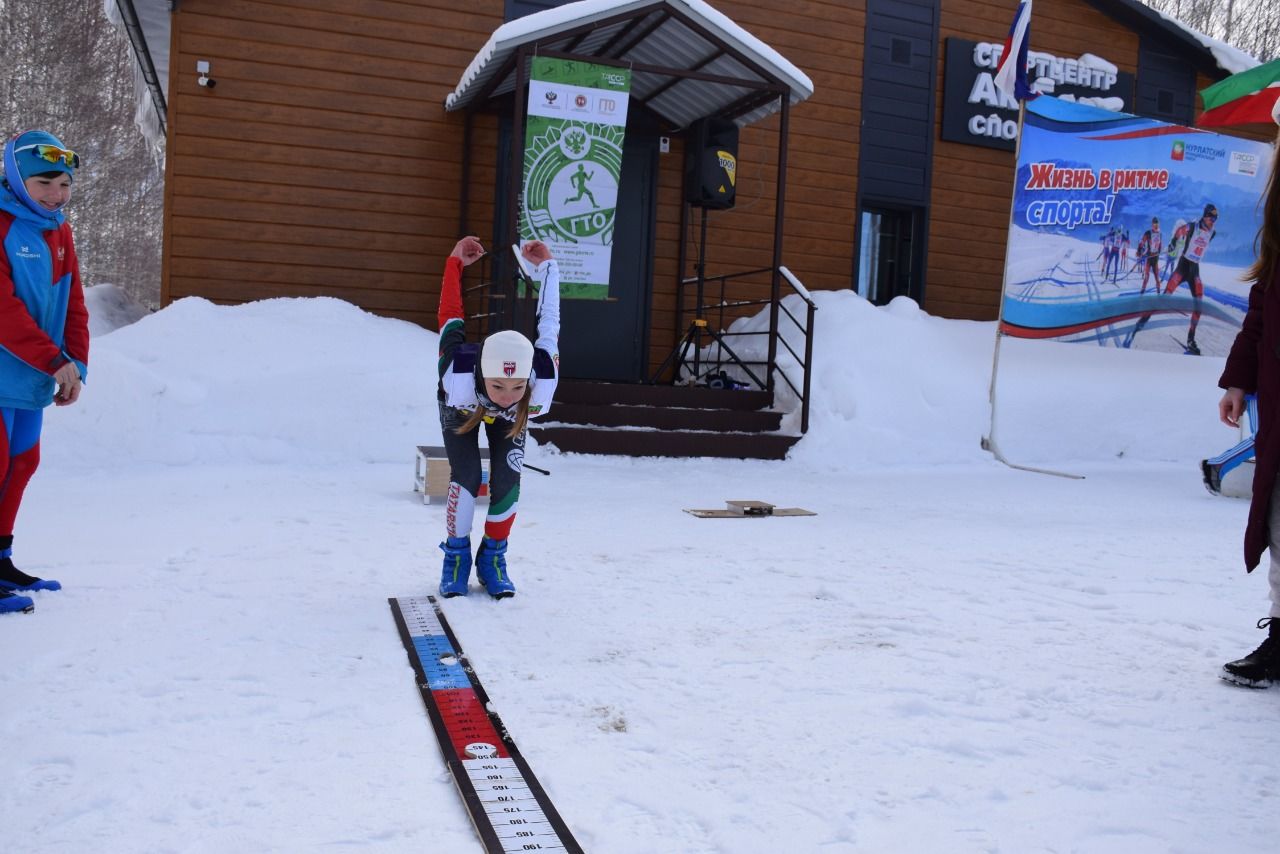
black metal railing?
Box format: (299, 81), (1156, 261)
(463, 254), (817, 434)
(654, 264), (817, 434)
(466, 253), (540, 338)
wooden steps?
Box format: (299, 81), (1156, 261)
(529, 380), (801, 460)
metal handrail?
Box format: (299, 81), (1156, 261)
(665, 263), (817, 434)
(468, 255), (819, 435)
(778, 266), (817, 434)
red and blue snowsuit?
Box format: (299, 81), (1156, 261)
(0, 181), (89, 534)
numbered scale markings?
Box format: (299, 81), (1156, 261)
(390, 595), (583, 854)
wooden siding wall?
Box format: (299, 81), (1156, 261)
(165, 0), (1253, 371)
(646, 0), (864, 371)
(167, 0), (862, 372)
(929, 0), (1139, 320)
(166, 0), (503, 327)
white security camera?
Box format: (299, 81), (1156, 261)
(196, 60), (215, 88)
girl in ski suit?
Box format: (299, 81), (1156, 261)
(0, 130), (89, 615)
(1217, 134), (1280, 687)
(436, 236), (559, 599)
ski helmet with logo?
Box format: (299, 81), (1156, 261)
(480, 330), (534, 380)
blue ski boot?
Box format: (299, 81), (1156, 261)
(0, 546), (60, 592)
(0, 589), (34, 614)
(475, 537), (515, 599)
(438, 536), (472, 598)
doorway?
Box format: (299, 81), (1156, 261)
(495, 107), (657, 381)
(856, 206), (920, 305)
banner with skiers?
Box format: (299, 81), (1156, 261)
(520, 57), (631, 300)
(999, 97), (1274, 356)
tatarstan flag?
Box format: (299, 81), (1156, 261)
(1198, 58), (1280, 127)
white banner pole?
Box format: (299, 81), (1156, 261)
(982, 99), (1084, 480)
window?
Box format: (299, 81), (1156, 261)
(857, 207), (918, 306)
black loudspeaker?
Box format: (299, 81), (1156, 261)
(684, 118), (739, 209)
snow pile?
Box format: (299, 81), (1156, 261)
(47, 296), (441, 468)
(84, 283), (151, 338)
(714, 289), (1227, 467)
(54, 290), (1233, 472)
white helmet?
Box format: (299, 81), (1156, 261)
(480, 330), (534, 380)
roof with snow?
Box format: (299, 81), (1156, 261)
(106, 0), (170, 148)
(113, 0), (1258, 146)
(444, 0), (814, 129)
(1082, 0), (1260, 76)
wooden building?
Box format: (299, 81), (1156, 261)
(116, 0), (1253, 385)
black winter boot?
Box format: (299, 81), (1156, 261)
(1222, 618), (1280, 688)
(1201, 459), (1223, 495)
(0, 536), (60, 592)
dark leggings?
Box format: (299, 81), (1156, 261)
(438, 403), (526, 542)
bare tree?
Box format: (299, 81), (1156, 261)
(1140, 0), (1279, 63)
(0, 0), (163, 308)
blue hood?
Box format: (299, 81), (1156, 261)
(0, 179), (63, 230)
(2, 130), (73, 222)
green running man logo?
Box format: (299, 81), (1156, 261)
(564, 163), (598, 207)
(523, 121), (624, 245)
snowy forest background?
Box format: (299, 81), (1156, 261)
(1, 0), (163, 308)
(0, 0), (1275, 314)
(1145, 0), (1280, 63)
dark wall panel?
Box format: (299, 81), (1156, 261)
(858, 0), (939, 208)
(1136, 35), (1196, 125)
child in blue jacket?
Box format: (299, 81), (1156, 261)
(0, 130), (90, 615)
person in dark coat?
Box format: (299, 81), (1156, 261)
(1217, 133), (1280, 687)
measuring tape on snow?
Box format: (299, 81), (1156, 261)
(389, 595), (582, 853)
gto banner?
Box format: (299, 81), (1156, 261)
(1000, 97), (1273, 357)
(522, 57), (631, 299)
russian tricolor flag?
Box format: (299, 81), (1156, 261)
(993, 0), (1038, 102)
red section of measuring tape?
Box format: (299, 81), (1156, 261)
(391, 596), (584, 854)
(434, 688), (510, 759)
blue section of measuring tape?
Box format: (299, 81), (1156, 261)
(413, 634), (471, 690)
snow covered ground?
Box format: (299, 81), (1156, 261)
(3, 288), (1274, 853)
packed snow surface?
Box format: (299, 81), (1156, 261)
(4, 291), (1274, 853)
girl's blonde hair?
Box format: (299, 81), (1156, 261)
(453, 384), (533, 439)
(1249, 134), (1280, 288)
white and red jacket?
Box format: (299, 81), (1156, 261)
(436, 255), (559, 420)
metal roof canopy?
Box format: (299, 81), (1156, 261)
(108, 0), (172, 146)
(447, 0), (814, 367)
(445, 0), (813, 129)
